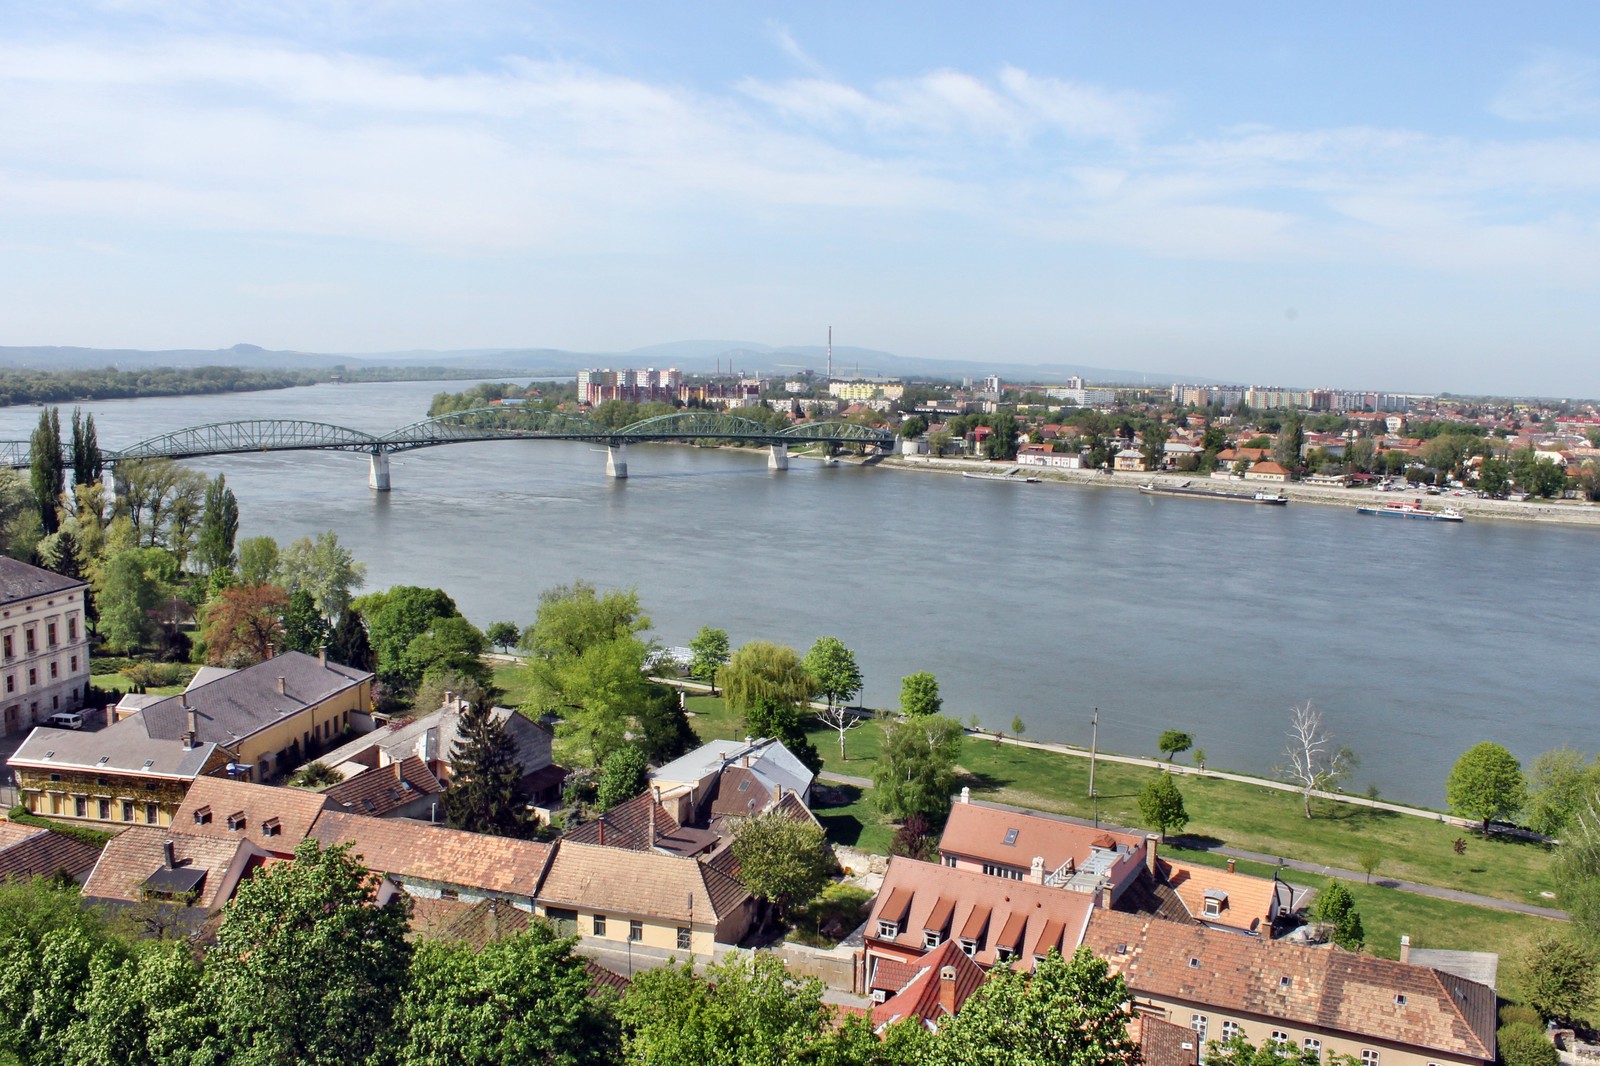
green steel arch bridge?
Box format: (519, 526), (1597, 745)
(0, 408), (896, 490)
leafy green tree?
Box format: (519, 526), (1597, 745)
(873, 715), (962, 823)
(1497, 1023), (1559, 1066)
(803, 636), (862, 714)
(929, 948), (1140, 1066)
(1557, 799), (1600, 941)
(1477, 455), (1511, 495)
(29, 406), (65, 535)
(1273, 411), (1304, 473)
(1309, 880), (1364, 950)
(634, 684), (698, 764)
(1446, 741), (1528, 834)
(899, 415), (927, 438)
(70, 408), (103, 489)
(1137, 772), (1189, 841)
(62, 940), (211, 1066)
(485, 621), (520, 653)
(0, 467), (42, 562)
(354, 585), (462, 688)
(1141, 419), (1170, 471)
(718, 641), (815, 733)
(1158, 729), (1193, 763)
(276, 530), (367, 622)
(399, 615), (491, 691)
(732, 810), (834, 933)
(93, 547), (173, 652)
(1519, 931), (1598, 1025)
(688, 625), (730, 692)
(1525, 748), (1596, 838)
(395, 923), (619, 1066)
(443, 699), (530, 836)
(1203, 1035), (1345, 1066)
(898, 671), (942, 717)
(595, 744), (651, 811)
(280, 588), (332, 656)
(236, 534), (280, 586)
(982, 412), (1019, 461)
(193, 474), (239, 576)
(206, 839), (412, 1066)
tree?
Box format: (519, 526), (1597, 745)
(898, 671), (942, 717)
(1357, 848), (1381, 883)
(687, 626), (730, 693)
(873, 715), (962, 823)
(206, 839), (411, 1066)
(732, 810), (834, 933)
(1158, 729), (1193, 764)
(485, 621), (520, 653)
(803, 636), (861, 714)
(1477, 455), (1511, 495)
(1309, 880), (1364, 950)
(291, 761), (341, 788)
(29, 406), (65, 535)
(1137, 772), (1189, 841)
(355, 585), (462, 687)
(70, 408), (103, 489)
(1446, 741), (1527, 834)
(395, 924), (618, 1066)
(982, 412), (1020, 461)
(634, 685), (698, 764)
(200, 583), (289, 666)
(595, 744), (650, 811)
(276, 530), (367, 621)
(399, 615), (491, 691)
(930, 948), (1141, 1066)
(1497, 1023), (1559, 1066)
(1140, 420), (1170, 472)
(0, 467), (42, 562)
(328, 607), (375, 672)
(193, 474), (240, 575)
(1525, 747), (1595, 838)
(93, 547), (172, 652)
(1280, 701), (1358, 818)
(1204, 1035), (1336, 1066)
(1519, 931), (1598, 1025)
(718, 641), (815, 734)
(236, 535), (280, 586)
(443, 699), (530, 836)
(899, 416), (926, 438)
(1274, 412), (1304, 472)
(1193, 747), (1208, 771)
(280, 587), (332, 656)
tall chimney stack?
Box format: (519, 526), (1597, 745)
(318, 645), (327, 666)
(1226, 858), (1237, 874)
(276, 676), (286, 696)
(163, 840), (177, 870)
(938, 966), (959, 1017)
(1145, 834), (1160, 876)
(1399, 935), (1411, 964)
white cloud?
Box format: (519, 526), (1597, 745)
(1491, 51), (1600, 122)
(764, 21), (829, 79)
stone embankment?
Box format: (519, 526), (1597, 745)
(887, 455), (1600, 527)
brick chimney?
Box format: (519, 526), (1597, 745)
(163, 840), (177, 869)
(648, 794), (657, 849)
(1100, 883), (1115, 910)
(1226, 858), (1236, 874)
(1145, 834), (1160, 875)
(598, 816), (606, 847)
(938, 966), (959, 1016)
(1399, 935), (1411, 963)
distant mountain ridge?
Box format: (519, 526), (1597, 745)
(0, 341), (1179, 386)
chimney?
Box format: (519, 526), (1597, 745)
(163, 840), (177, 869)
(1226, 858), (1237, 874)
(1145, 834), (1160, 875)
(960, 786), (971, 804)
(938, 966), (959, 1017)
(318, 645), (327, 666)
(276, 676), (286, 696)
(266, 642), (275, 659)
(1030, 856), (1045, 885)
(444, 690), (454, 708)
(187, 707), (197, 736)
(598, 817), (606, 847)
(180, 691), (189, 709)
(1399, 935), (1411, 964)
(105, 704), (115, 728)
(1100, 883), (1115, 910)
(648, 796), (657, 848)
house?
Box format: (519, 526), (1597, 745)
(0, 819), (101, 882)
(316, 694), (564, 808)
(172, 776), (335, 857)
(321, 756), (444, 820)
(565, 789), (722, 857)
(9, 724), (230, 827)
(1084, 911), (1496, 1066)
(1134, 1016), (1201, 1066)
(309, 809), (555, 911)
(1114, 449), (1149, 472)
(936, 792), (1149, 904)
(81, 827), (266, 913)
(1148, 856), (1291, 937)
(0, 557), (91, 735)
(535, 839), (753, 955)
(650, 736), (815, 825)
(868, 938), (987, 1031)
(863, 856), (1096, 981)
(1244, 461), (1291, 483)
(1016, 449), (1089, 470)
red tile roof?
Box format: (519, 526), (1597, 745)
(173, 777), (334, 855)
(0, 820), (101, 882)
(82, 826), (254, 911)
(938, 799), (1145, 876)
(870, 939), (988, 1030)
(310, 810), (553, 897)
(322, 756), (443, 817)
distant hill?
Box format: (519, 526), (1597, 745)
(0, 341), (1180, 386)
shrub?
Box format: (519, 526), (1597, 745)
(1497, 1024), (1557, 1066)
(1499, 1004), (1542, 1030)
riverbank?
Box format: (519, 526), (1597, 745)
(886, 454), (1600, 527)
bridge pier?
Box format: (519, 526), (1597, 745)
(605, 444), (628, 479)
(767, 444), (789, 471)
(368, 449), (391, 492)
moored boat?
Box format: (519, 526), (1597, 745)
(1355, 498), (1464, 522)
(1139, 482), (1288, 505)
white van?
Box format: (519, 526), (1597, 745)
(46, 711), (84, 730)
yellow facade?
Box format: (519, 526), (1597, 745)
(15, 750), (231, 827)
(231, 678), (371, 781)
(537, 901), (729, 957)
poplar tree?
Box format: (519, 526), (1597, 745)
(29, 407), (64, 535)
(443, 700), (529, 837)
(194, 474), (240, 575)
(70, 408), (102, 488)
(329, 608), (375, 673)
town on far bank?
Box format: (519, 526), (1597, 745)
(0, 408), (1594, 1065)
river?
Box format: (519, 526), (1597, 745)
(3, 380), (1594, 807)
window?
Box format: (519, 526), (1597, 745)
(959, 938), (978, 957)
(3, 635), (11, 658)
(261, 818), (282, 837)
(122, 800), (134, 822)
(677, 927), (691, 950)
(96, 798), (109, 819)
(593, 914), (608, 936)
(193, 806), (212, 825)
(943, 854), (957, 867)
(439, 888), (459, 901)
(1303, 1039), (1322, 1057)
(48, 661), (57, 679)
(226, 812), (245, 831)
(24, 630), (35, 654)
(923, 929), (943, 949)
(73, 796), (87, 817)
(27, 669), (36, 686)
(877, 920), (899, 938)
(145, 803), (158, 825)
(1190, 1016), (1208, 1041)
(1394, 994), (1407, 1007)
(4, 675), (12, 693)
(1203, 899), (1221, 918)
(46, 623), (56, 647)
(69, 656), (77, 673)
(981, 863), (1023, 880)
(1221, 1022), (1243, 1041)
(1002, 827), (1019, 846)
(628, 920), (643, 942)
(67, 619), (76, 641)
(1361, 1051), (1380, 1066)
(1271, 1031), (1290, 1046)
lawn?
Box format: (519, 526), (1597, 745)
(89, 673), (188, 697)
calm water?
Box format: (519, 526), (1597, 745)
(4, 381), (1595, 806)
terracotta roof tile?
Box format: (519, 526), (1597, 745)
(1136, 1015), (1201, 1066)
(870, 939), (987, 1029)
(938, 799), (1145, 877)
(82, 826), (253, 911)
(174, 777), (334, 854)
(322, 756), (443, 817)
(1158, 858), (1284, 935)
(0, 821), (101, 882)
(310, 810), (553, 897)
(537, 839), (751, 922)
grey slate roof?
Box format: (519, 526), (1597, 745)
(138, 651), (370, 746)
(0, 557), (85, 601)
(9, 720), (220, 779)
(651, 736), (814, 802)
(318, 700), (553, 778)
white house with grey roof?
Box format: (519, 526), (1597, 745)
(650, 736), (815, 827)
(0, 556), (90, 736)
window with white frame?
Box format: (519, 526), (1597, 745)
(877, 920), (899, 939)
(1221, 1021), (1243, 1041)
(1190, 1016), (1208, 1041)
(1271, 1031), (1290, 1046)
(1361, 1051), (1380, 1066)
(1304, 1039), (1322, 1056)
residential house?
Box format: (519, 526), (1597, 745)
(82, 826), (266, 913)
(867, 938), (987, 1031)
(565, 789), (722, 857)
(172, 776), (335, 857)
(650, 736), (815, 826)
(862, 856), (1096, 983)
(0, 819), (101, 882)
(535, 839), (753, 955)
(321, 756), (444, 820)
(1114, 449), (1149, 472)
(9, 724), (230, 827)
(0, 557), (91, 735)
(936, 792), (1149, 904)
(1016, 448), (1089, 470)
(1148, 856), (1291, 937)
(1084, 911), (1496, 1066)
(1244, 461), (1291, 483)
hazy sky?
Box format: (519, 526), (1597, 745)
(4, 3), (1599, 395)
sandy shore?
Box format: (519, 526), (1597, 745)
(883, 454), (1600, 528)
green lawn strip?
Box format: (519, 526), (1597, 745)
(490, 661), (538, 708)
(89, 673), (187, 696)
(6, 806), (117, 849)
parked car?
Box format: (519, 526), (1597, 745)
(45, 711), (84, 730)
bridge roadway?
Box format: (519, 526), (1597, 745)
(0, 408), (896, 490)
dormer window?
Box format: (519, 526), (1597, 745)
(193, 805), (212, 825)
(1202, 889), (1229, 919)
(877, 920), (900, 939)
(959, 938), (977, 957)
(262, 818), (282, 837)
(924, 929), (942, 949)
(226, 812), (246, 831)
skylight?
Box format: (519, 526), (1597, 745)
(1002, 828), (1019, 846)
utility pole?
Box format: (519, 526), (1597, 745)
(1088, 707), (1099, 799)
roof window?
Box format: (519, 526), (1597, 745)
(1279, 976), (1292, 991)
(226, 811), (246, 831)
(193, 805), (212, 825)
(1002, 828), (1019, 846)
(1394, 993), (1407, 1007)
(1188, 957), (1200, 969)
(261, 817), (281, 837)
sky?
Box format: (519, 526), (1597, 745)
(3, 3), (1599, 396)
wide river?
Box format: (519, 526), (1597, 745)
(4, 380), (1594, 807)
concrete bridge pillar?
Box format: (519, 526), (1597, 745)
(368, 449), (391, 492)
(605, 444), (628, 479)
(768, 444), (789, 471)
